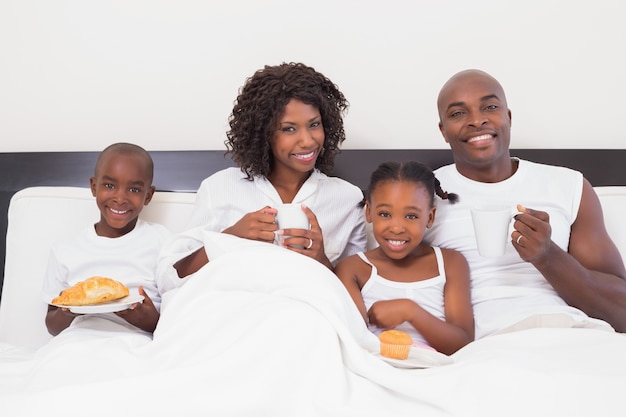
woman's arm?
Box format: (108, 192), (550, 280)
(173, 247), (209, 278)
(334, 255), (370, 322)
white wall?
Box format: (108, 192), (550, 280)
(1, 0), (624, 152)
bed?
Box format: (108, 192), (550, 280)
(0, 185), (625, 416)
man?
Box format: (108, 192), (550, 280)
(424, 69), (626, 338)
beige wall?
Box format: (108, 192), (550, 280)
(1, 0), (624, 152)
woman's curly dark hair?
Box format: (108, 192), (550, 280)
(225, 62), (349, 179)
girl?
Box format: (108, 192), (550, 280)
(335, 161), (474, 355)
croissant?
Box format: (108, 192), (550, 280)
(51, 276), (129, 306)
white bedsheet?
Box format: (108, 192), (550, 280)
(1, 234), (625, 416)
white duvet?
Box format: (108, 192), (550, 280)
(1, 234), (625, 417)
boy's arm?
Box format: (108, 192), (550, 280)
(116, 286), (159, 333)
(45, 305), (79, 336)
(43, 250), (76, 336)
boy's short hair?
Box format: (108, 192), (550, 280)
(95, 143), (154, 183)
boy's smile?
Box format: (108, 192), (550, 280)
(90, 152), (154, 238)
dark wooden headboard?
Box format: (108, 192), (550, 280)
(2, 149), (625, 299)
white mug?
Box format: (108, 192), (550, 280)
(470, 204), (514, 257)
(275, 204), (309, 247)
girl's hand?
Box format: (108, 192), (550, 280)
(277, 205), (333, 270)
(223, 206), (278, 243)
(368, 299), (415, 329)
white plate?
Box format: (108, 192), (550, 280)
(52, 294), (144, 314)
(375, 346), (454, 369)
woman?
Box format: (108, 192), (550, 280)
(158, 63), (366, 292)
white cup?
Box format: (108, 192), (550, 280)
(275, 204), (309, 247)
(470, 204), (514, 257)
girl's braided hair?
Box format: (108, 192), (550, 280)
(364, 161), (459, 207)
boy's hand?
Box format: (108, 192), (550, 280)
(58, 307), (83, 317)
(115, 285), (160, 333)
(45, 304), (83, 336)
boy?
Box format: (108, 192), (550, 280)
(43, 143), (170, 337)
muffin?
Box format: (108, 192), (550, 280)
(379, 330), (413, 360)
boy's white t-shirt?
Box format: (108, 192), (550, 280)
(42, 219), (171, 332)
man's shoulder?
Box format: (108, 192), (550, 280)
(433, 163), (457, 180)
(518, 158), (583, 179)
(434, 163), (455, 173)
(434, 159), (583, 180)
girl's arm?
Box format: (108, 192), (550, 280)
(438, 248), (475, 349)
(408, 249), (473, 354)
(368, 249), (474, 355)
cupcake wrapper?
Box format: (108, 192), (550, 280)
(380, 342), (411, 360)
